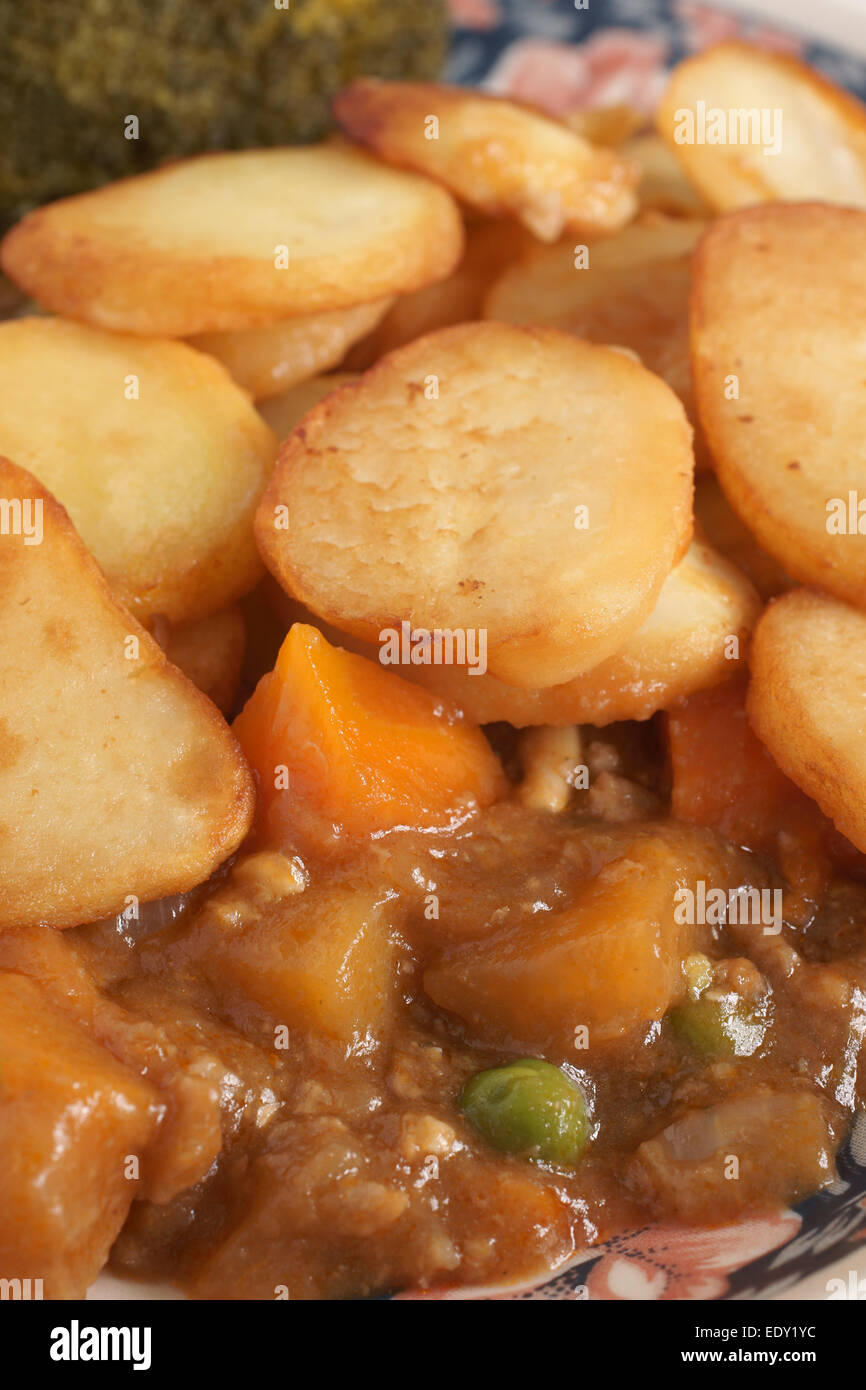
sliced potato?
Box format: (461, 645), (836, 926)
(344, 217), (534, 370)
(0, 144), (464, 335)
(256, 323), (694, 690)
(694, 473), (792, 601)
(258, 373), (360, 443)
(747, 589), (866, 854)
(188, 298), (393, 401)
(366, 540), (760, 727)
(692, 204), (866, 605)
(0, 458), (254, 929)
(657, 41), (866, 211)
(424, 827), (731, 1052)
(486, 215), (706, 457)
(565, 104), (645, 148)
(334, 79), (638, 241)
(620, 132), (708, 217)
(156, 607), (246, 717)
(0, 317), (275, 622)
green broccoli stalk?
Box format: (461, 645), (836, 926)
(0, 0), (448, 227)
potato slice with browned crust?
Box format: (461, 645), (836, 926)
(747, 589), (866, 853)
(0, 144), (464, 336)
(565, 105), (645, 148)
(344, 217), (534, 371)
(258, 373), (360, 443)
(154, 607), (246, 717)
(0, 458), (254, 929)
(694, 473), (792, 602)
(486, 215), (705, 447)
(363, 540), (760, 727)
(256, 323), (694, 690)
(334, 80), (638, 241)
(188, 299), (393, 401)
(620, 133), (709, 217)
(692, 203), (866, 605)
(656, 42), (866, 211)
(0, 317), (275, 623)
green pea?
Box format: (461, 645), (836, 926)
(670, 992), (767, 1057)
(459, 1058), (589, 1167)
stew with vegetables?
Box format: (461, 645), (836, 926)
(2, 640), (863, 1300)
(2, 39), (866, 1303)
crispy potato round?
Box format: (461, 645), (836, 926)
(565, 105), (645, 148)
(692, 203), (866, 605)
(258, 373), (361, 444)
(657, 41), (866, 211)
(486, 215), (706, 453)
(155, 607), (247, 717)
(325, 540), (759, 727)
(256, 323), (694, 690)
(620, 133), (708, 217)
(188, 298), (393, 401)
(344, 217), (534, 371)
(0, 458), (254, 930)
(747, 589), (866, 853)
(0, 144), (464, 335)
(694, 473), (792, 602)
(0, 316), (275, 623)
(334, 80), (638, 241)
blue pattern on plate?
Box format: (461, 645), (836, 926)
(446, 0), (866, 99)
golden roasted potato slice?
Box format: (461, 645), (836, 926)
(258, 373), (360, 443)
(620, 133), (708, 217)
(256, 323), (694, 690)
(344, 217), (534, 370)
(747, 589), (866, 853)
(0, 458), (254, 930)
(155, 606), (247, 717)
(565, 104), (645, 147)
(657, 41), (866, 211)
(334, 79), (638, 241)
(0, 144), (464, 335)
(0, 317), (275, 622)
(692, 204), (866, 605)
(368, 540), (760, 727)
(694, 473), (792, 601)
(188, 298), (393, 401)
(486, 215), (705, 452)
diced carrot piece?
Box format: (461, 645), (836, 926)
(233, 623), (506, 855)
(668, 677), (808, 852)
(666, 677), (862, 899)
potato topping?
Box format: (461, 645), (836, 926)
(256, 322), (694, 690)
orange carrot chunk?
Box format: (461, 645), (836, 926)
(233, 623), (506, 855)
(666, 677), (866, 900)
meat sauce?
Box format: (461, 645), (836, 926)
(0, 709), (864, 1301)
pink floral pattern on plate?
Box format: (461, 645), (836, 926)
(394, 1210), (801, 1301)
(447, 0), (503, 33)
(674, 1), (805, 57)
(486, 29), (671, 116)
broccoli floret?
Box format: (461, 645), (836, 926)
(0, 0), (448, 228)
